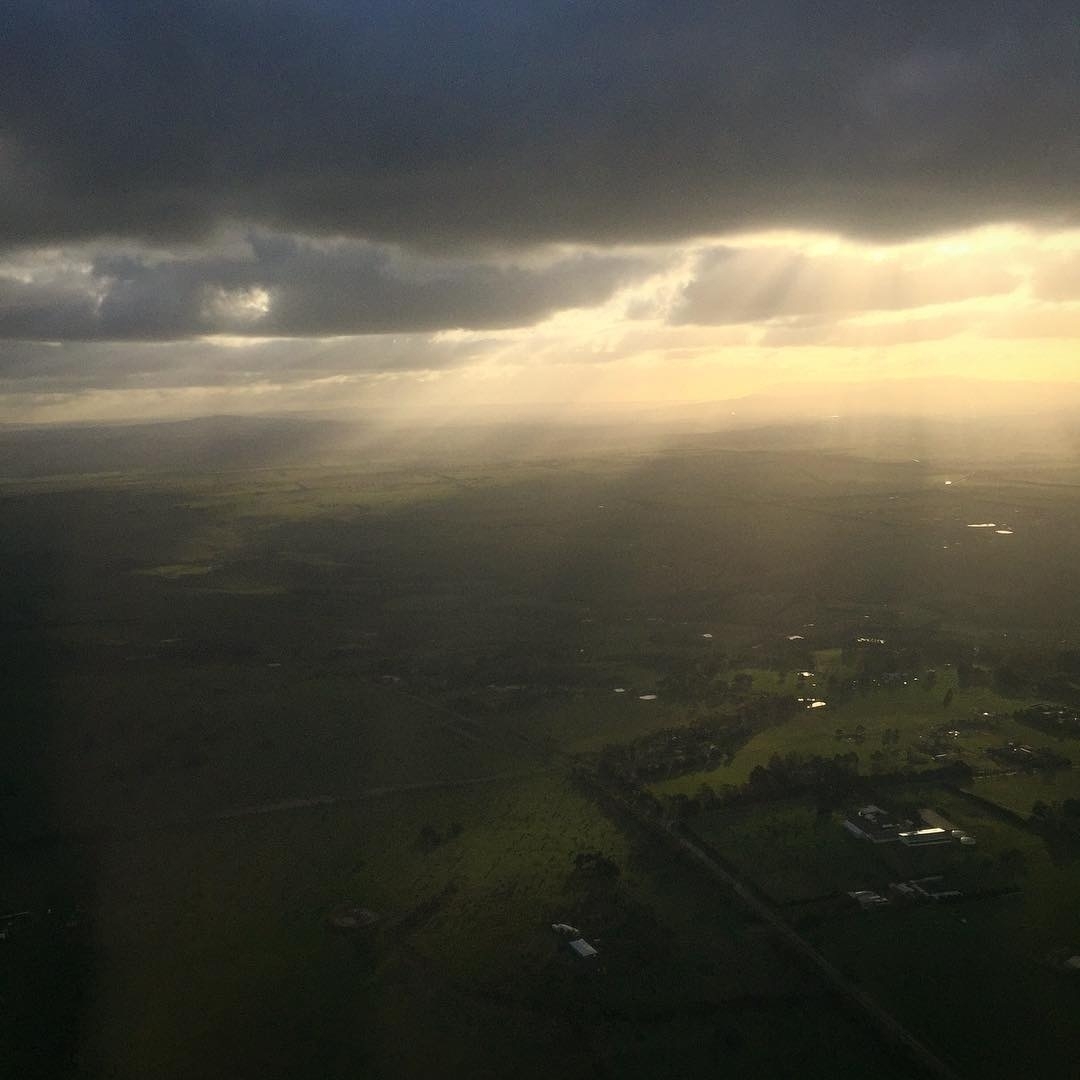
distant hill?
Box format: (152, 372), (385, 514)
(3, 377), (1080, 476)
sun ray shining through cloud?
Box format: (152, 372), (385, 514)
(6, 9), (1080, 1080)
(1, 4), (1078, 421)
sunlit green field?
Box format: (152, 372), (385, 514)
(963, 768), (1080, 817)
(650, 667), (1080, 795)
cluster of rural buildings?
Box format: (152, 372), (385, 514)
(848, 876), (963, 909)
(1019, 703), (1080, 734)
(843, 804), (976, 847)
(842, 804), (976, 909)
(552, 922), (598, 959)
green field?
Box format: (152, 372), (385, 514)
(5, 420), (1080, 1077)
(689, 786), (1080, 1079)
(689, 800), (901, 904)
(76, 774), (919, 1079)
(964, 769), (1080, 817)
(651, 668), (1080, 795)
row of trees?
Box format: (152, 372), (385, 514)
(594, 694), (802, 784)
(582, 739), (978, 826)
(1031, 799), (1080, 835)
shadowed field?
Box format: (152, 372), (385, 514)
(4, 415), (1080, 1077)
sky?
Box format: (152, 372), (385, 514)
(1, 1), (1078, 423)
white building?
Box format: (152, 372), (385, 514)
(899, 827), (953, 846)
(568, 938), (598, 959)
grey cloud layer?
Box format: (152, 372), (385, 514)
(0, 235), (651, 340)
(0, 334), (490, 395)
(1, 1), (1077, 252)
(1, 2), (1076, 403)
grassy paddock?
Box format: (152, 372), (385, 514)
(650, 670), (1080, 796)
(964, 769), (1080, 817)
(79, 772), (911, 1079)
(805, 786), (1080, 1080)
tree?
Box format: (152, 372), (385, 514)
(994, 663), (1027, 697)
(663, 793), (694, 824)
(572, 850), (620, 879)
(747, 765), (774, 795)
(731, 672), (753, 695)
(957, 659), (974, 689)
(997, 848), (1028, 880)
(943, 688), (954, 708)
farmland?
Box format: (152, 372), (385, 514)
(51, 773), (919, 1080)
(4, 414), (1080, 1077)
(685, 784), (1080, 1079)
(651, 668), (1080, 796)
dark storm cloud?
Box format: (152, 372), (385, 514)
(1, 1), (1077, 254)
(0, 333), (493, 394)
(0, 234), (652, 340)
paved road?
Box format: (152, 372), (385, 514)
(387, 681), (957, 1077)
(208, 769), (547, 823)
(591, 783), (960, 1080)
(195, 677), (960, 1078)
(670, 826), (960, 1080)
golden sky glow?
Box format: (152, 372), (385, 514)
(354, 224), (1080, 411)
(3, 3), (1078, 425)
(2, 224), (1080, 424)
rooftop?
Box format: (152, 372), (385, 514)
(568, 937), (598, 959)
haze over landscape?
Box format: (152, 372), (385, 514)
(3, 4), (1080, 1079)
